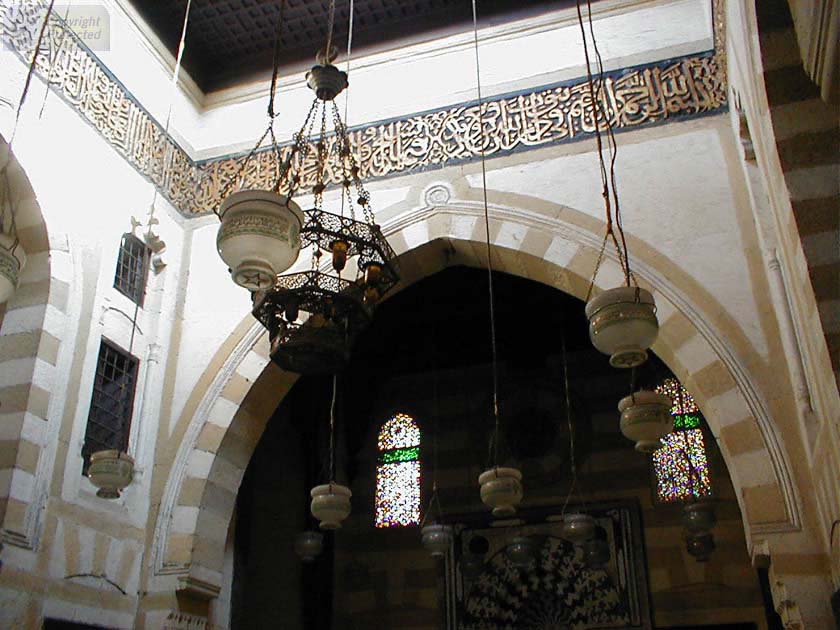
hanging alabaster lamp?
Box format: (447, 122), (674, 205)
(562, 512), (596, 544)
(310, 375), (352, 530)
(557, 331), (596, 547)
(685, 504), (717, 563)
(479, 467), (523, 517)
(468, 0), (524, 519)
(586, 287), (658, 368)
(294, 530), (324, 562)
(421, 523), (453, 558)
(617, 390), (673, 453)
(506, 535), (539, 569)
(87, 450), (135, 499)
(573, 3), (658, 368)
(420, 356), (454, 558)
(217, 190), (304, 291)
(214, 4), (304, 291)
(311, 482), (352, 530)
(582, 526), (610, 569)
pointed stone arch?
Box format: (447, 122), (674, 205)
(0, 137), (69, 551)
(152, 190), (803, 604)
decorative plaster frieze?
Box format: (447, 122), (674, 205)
(1, 0), (728, 217)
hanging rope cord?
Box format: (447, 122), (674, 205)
(559, 332), (578, 517)
(215, 0), (289, 209)
(420, 332), (444, 527)
(339, 0), (355, 218)
(127, 0), (192, 357)
(575, 0), (633, 300)
(470, 0), (502, 470)
(37, 2), (72, 119)
(328, 373), (338, 482)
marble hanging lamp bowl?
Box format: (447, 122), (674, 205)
(562, 513), (596, 544)
(87, 450), (134, 499)
(217, 190), (304, 291)
(506, 535), (539, 569)
(585, 286), (658, 368)
(618, 390), (673, 453)
(310, 483), (352, 530)
(582, 527), (610, 569)
(0, 232), (25, 304)
(686, 531), (716, 562)
(683, 501), (717, 534)
(294, 530), (324, 562)
(478, 467), (523, 517)
(421, 523), (453, 558)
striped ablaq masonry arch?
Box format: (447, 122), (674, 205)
(153, 193), (809, 606)
(0, 137), (69, 551)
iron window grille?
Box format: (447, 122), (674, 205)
(114, 233), (150, 306)
(81, 339), (139, 472)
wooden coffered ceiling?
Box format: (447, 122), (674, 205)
(129, 0), (573, 92)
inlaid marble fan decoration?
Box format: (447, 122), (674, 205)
(451, 502), (652, 630)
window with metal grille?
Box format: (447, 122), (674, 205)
(114, 233), (149, 305)
(81, 340), (139, 471)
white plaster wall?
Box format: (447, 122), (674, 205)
(1, 34), (189, 624)
(465, 121), (771, 360)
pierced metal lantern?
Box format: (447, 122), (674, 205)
(582, 526), (610, 569)
(249, 59), (399, 374)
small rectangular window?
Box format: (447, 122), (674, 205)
(114, 233), (149, 306)
(81, 340), (139, 471)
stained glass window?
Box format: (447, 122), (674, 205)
(655, 378), (701, 430)
(653, 379), (712, 502)
(375, 413), (421, 528)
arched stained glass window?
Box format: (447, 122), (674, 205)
(652, 379), (712, 503)
(375, 413), (421, 528)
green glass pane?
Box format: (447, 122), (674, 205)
(673, 414), (701, 430)
(379, 446), (419, 464)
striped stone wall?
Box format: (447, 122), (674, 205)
(331, 363), (767, 630)
(756, 0), (840, 388)
(158, 206), (804, 596)
(0, 146), (68, 552)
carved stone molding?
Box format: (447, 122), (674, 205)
(163, 612), (207, 630)
(1, 0), (728, 218)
